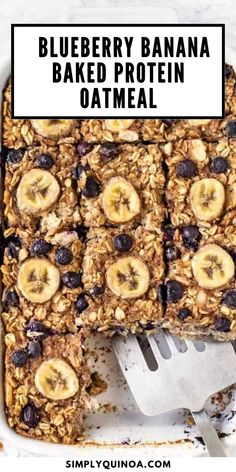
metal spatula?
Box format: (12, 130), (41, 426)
(112, 331), (236, 457)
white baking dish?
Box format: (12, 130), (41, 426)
(1, 43), (236, 457)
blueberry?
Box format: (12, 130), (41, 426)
(7, 236), (22, 259)
(165, 245), (180, 262)
(215, 316), (231, 332)
(225, 64), (234, 79)
(25, 320), (54, 339)
(28, 341), (42, 358)
(183, 238), (199, 251)
(225, 121), (236, 137)
(166, 280), (184, 303)
(163, 225), (175, 242)
(5, 290), (19, 307)
(139, 321), (156, 330)
(100, 143), (119, 160)
(72, 164), (89, 179)
(176, 159), (198, 179)
(55, 247), (73, 265)
(62, 271), (82, 288)
(182, 225), (200, 240)
(182, 225), (201, 251)
(114, 234), (134, 253)
(81, 176), (101, 198)
(35, 154), (54, 169)
(76, 225), (88, 242)
(30, 239), (52, 256)
(111, 325), (126, 335)
(76, 294), (89, 313)
(222, 289), (236, 309)
(20, 402), (40, 428)
(210, 157), (229, 174)
(77, 142), (93, 157)
(12, 349), (28, 367)
(178, 307), (192, 321)
(6, 148), (24, 165)
(90, 285), (104, 298)
(162, 119), (176, 126)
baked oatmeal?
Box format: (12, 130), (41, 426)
(163, 227), (236, 341)
(76, 143), (165, 231)
(77, 226), (164, 334)
(4, 331), (91, 444)
(2, 82), (80, 149)
(164, 137), (236, 231)
(3, 143), (82, 236)
(1, 228), (84, 333)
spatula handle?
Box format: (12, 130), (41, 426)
(191, 409), (226, 457)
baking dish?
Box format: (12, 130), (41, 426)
(1, 43), (236, 457)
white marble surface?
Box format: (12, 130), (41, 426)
(0, 0), (236, 457)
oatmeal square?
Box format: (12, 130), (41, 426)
(1, 228), (84, 333)
(163, 227), (236, 341)
(77, 226), (164, 334)
(164, 138), (236, 232)
(3, 143), (81, 237)
(76, 143), (165, 231)
(4, 331), (91, 444)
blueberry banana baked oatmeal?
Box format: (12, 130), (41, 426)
(76, 226), (164, 335)
(163, 227), (236, 341)
(2, 82), (80, 149)
(4, 331), (92, 444)
(3, 143), (81, 236)
(1, 228), (84, 333)
(164, 137), (236, 231)
(1, 63), (236, 445)
(75, 143), (165, 231)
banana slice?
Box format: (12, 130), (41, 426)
(187, 119), (212, 126)
(190, 178), (225, 221)
(16, 169), (60, 215)
(105, 120), (134, 132)
(106, 256), (149, 299)
(35, 358), (79, 400)
(192, 244), (234, 289)
(102, 177), (140, 223)
(31, 119), (74, 138)
(18, 258), (60, 303)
